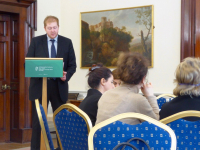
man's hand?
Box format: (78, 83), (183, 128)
(60, 71), (67, 81)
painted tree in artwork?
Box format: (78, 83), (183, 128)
(135, 6), (152, 63)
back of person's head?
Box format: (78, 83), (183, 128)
(173, 57), (200, 96)
(117, 52), (149, 84)
(44, 16), (59, 27)
(112, 69), (120, 79)
(87, 63), (112, 89)
(112, 69), (121, 87)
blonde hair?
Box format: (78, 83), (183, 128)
(173, 57), (200, 96)
(44, 16), (59, 27)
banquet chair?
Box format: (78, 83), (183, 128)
(35, 99), (55, 150)
(160, 110), (200, 150)
(88, 113), (176, 150)
(157, 94), (176, 109)
(53, 103), (92, 150)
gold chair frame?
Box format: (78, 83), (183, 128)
(88, 113), (177, 150)
(160, 110), (200, 124)
(53, 103), (93, 150)
(35, 99), (51, 150)
(156, 94), (176, 99)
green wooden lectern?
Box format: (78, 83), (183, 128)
(25, 58), (63, 150)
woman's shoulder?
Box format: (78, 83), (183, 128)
(87, 89), (102, 98)
(81, 94), (101, 107)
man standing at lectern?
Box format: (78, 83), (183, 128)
(26, 16), (76, 150)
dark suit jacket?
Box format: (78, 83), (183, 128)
(26, 34), (76, 102)
(159, 95), (200, 121)
(79, 89), (102, 126)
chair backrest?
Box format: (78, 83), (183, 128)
(88, 113), (176, 150)
(157, 94), (176, 109)
(35, 99), (54, 150)
(53, 103), (92, 150)
(160, 110), (200, 150)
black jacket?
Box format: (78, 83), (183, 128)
(159, 95), (200, 121)
(79, 89), (102, 126)
(26, 34), (76, 102)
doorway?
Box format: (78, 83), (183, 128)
(0, 1), (37, 143)
(0, 13), (20, 142)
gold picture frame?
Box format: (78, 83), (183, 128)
(80, 5), (154, 68)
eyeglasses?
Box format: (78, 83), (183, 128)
(145, 79), (148, 84)
(113, 81), (121, 87)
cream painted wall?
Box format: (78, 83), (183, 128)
(36, 0), (181, 94)
(35, 0), (62, 36)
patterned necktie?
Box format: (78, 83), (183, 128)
(50, 39), (56, 58)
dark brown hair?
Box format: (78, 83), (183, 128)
(44, 16), (59, 27)
(87, 63), (112, 89)
(117, 52), (149, 84)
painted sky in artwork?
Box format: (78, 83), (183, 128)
(81, 6), (152, 44)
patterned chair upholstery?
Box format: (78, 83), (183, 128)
(88, 113), (177, 150)
(35, 99), (54, 150)
(160, 110), (200, 150)
(53, 103), (92, 150)
(157, 94), (176, 109)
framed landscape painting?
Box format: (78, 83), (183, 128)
(80, 5), (154, 68)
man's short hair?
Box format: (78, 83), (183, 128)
(44, 16), (59, 27)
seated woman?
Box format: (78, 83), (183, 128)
(95, 52), (159, 125)
(160, 57), (200, 121)
(112, 69), (121, 87)
(79, 64), (115, 126)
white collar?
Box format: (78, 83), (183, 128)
(47, 34), (58, 42)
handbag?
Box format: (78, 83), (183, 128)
(113, 137), (151, 150)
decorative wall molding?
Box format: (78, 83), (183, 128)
(0, 0), (36, 7)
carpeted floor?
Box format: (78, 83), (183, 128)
(1, 137), (57, 150)
(12, 147), (30, 150)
